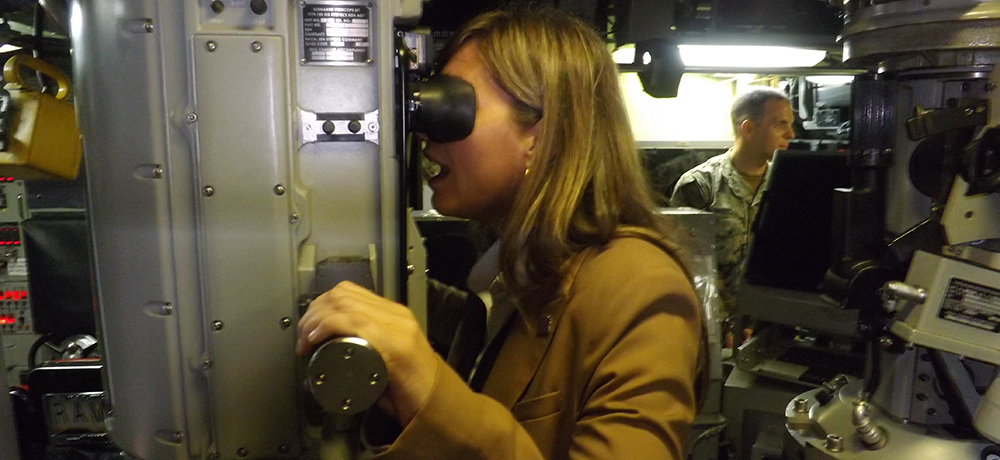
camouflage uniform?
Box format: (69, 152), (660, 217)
(669, 151), (766, 317)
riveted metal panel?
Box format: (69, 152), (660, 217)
(191, 34), (300, 457)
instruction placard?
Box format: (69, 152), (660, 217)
(301, 3), (371, 65)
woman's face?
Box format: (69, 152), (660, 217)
(422, 41), (538, 227)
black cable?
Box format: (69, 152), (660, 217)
(26, 333), (54, 370)
(31, 1), (48, 94)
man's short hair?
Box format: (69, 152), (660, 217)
(731, 87), (790, 136)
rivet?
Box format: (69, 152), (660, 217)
(290, 212), (300, 224)
(278, 444), (291, 454)
(153, 166), (164, 178)
(251, 41), (263, 53)
(280, 317), (291, 329)
(343, 347), (354, 359)
(315, 374), (325, 385)
(186, 113), (198, 123)
(202, 359), (213, 370)
(161, 303), (174, 316)
(300, 58), (307, 64)
(172, 431), (183, 443)
(407, 264), (415, 275)
(207, 452), (219, 460)
(370, 373), (380, 385)
(341, 398), (352, 411)
(274, 184), (286, 195)
(237, 447), (248, 458)
(299, 0), (306, 6)
(144, 19), (154, 33)
(203, 186), (215, 197)
(212, 320), (224, 331)
(206, 41), (217, 52)
(367, 122), (378, 132)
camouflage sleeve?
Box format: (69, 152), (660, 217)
(669, 173), (711, 209)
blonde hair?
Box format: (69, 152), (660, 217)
(440, 7), (689, 304)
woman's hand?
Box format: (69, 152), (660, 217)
(297, 281), (440, 427)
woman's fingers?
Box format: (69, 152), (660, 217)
(295, 280), (439, 426)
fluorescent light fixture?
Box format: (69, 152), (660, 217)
(0, 45), (21, 53)
(612, 45), (636, 65)
(805, 75), (855, 86)
(678, 45), (826, 68)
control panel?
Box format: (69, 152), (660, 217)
(0, 282), (30, 333)
(0, 180), (31, 384)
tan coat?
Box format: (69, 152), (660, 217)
(372, 229), (704, 460)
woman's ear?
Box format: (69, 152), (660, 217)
(523, 121), (542, 170)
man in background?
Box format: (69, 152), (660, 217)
(670, 87), (795, 321)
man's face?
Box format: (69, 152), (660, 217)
(746, 99), (795, 161)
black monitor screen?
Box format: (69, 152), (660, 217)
(21, 211), (95, 338)
(743, 149), (851, 293)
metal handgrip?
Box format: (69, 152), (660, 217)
(3, 54), (72, 101)
(306, 337), (388, 416)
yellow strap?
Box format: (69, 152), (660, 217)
(3, 54), (72, 100)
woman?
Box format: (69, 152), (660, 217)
(297, 7), (705, 459)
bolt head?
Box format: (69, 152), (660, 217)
(212, 320), (224, 331)
(203, 186), (215, 197)
(206, 41), (217, 52)
(251, 41), (263, 53)
(274, 185), (286, 196)
(280, 317), (291, 329)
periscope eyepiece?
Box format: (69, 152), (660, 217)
(409, 74), (476, 143)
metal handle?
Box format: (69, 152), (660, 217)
(3, 54), (72, 101)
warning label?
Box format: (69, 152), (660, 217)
(301, 4), (371, 64)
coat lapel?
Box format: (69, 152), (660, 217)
(478, 247), (593, 408)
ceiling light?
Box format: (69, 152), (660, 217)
(805, 75), (855, 86)
(678, 45), (827, 68)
